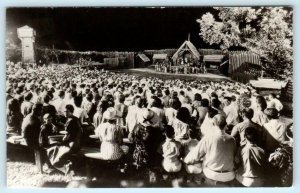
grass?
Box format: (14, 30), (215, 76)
(6, 145), (86, 187)
(6, 161), (74, 187)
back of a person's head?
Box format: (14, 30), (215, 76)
(264, 108), (279, 119)
(164, 89), (170, 96)
(15, 87), (22, 94)
(74, 96), (83, 107)
(188, 129), (198, 140)
(224, 96), (232, 103)
(65, 104), (74, 113)
(80, 83), (85, 88)
(171, 97), (181, 110)
(85, 88), (91, 95)
(71, 90), (77, 98)
(179, 90), (185, 96)
(210, 92), (218, 99)
(176, 107), (191, 124)
(213, 114), (227, 129)
(242, 108), (254, 119)
(58, 90), (65, 98)
(32, 103), (43, 114)
(98, 100), (109, 113)
(71, 83), (77, 89)
(151, 96), (162, 108)
(43, 94), (50, 104)
(256, 96), (267, 111)
(138, 87), (143, 94)
(208, 107), (218, 118)
(244, 127), (258, 144)
(118, 94), (125, 103)
(194, 93), (202, 101)
(24, 92), (33, 102)
(231, 95), (237, 102)
(211, 98), (221, 109)
(201, 99), (209, 107)
(7, 98), (20, 113)
(165, 125), (175, 139)
(86, 93), (93, 102)
(156, 90), (163, 98)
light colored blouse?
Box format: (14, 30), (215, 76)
(165, 108), (177, 125)
(171, 118), (189, 141)
(95, 122), (124, 160)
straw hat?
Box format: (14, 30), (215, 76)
(141, 109), (155, 126)
(103, 107), (117, 120)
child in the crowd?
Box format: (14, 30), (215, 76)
(160, 125), (182, 173)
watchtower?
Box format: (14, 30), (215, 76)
(17, 25), (36, 64)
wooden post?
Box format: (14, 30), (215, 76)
(86, 159), (92, 180)
(34, 149), (43, 174)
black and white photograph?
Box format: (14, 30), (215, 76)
(5, 6), (293, 188)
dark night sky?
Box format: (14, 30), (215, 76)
(6, 7), (219, 51)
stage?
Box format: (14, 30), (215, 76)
(114, 68), (231, 81)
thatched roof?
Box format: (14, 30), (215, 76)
(172, 41), (201, 61)
(153, 54), (168, 60)
(137, 54), (150, 62)
(203, 55), (224, 62)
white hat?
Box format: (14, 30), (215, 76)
(103, 107), (117, 120)
(141, 109), (155, 123)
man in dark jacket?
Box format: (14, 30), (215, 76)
(21, 103), (43, 147)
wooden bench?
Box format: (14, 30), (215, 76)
(7, 136), (43, 174)
(80, 145), (130, 179)
(7, 134), (132, 176)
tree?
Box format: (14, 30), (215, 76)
(197, 7), (293, 79)
(6, 31), (22, 63)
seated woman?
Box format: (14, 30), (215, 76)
(171, 107), (192, 143)
(95, 107), (124, 161)
(114, 94), (128, 128)
(164, 98), (181, 126)
(93, 100), (109, 128)
(129, 109), (162, 170)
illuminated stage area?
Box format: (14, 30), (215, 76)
(116, 68), (231, 81)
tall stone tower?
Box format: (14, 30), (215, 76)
(17, 25), (36, 64)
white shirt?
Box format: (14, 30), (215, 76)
(52, 97), (67, 116)
(150, 107), (165, 129)
(73, 107), (89, 124)
(263, 119), (287, 152)
(223, 103), (239, 126)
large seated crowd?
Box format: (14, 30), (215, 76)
(6, 61), (293, 187)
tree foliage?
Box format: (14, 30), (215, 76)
(197, 7), (293, 79)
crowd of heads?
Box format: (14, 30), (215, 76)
(5, 61), (293, 186)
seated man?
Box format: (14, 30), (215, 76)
(231, 108), (264, 148)
(235, 127), (266, 187)
(39, 113), (59, 173)
(46, 104), (82, 175)
(184, 114), (236, 186)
